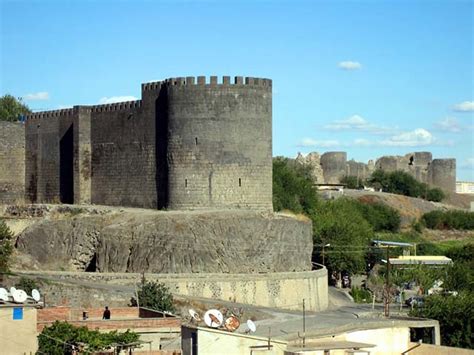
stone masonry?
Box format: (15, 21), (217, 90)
(3, 76), (273, 210)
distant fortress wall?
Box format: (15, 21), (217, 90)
(0, 121), (25, 203)
(2, 76), (274, 210)
(297, 151), (456, 192)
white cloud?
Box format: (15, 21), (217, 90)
(324, 114), (396, 135)
(379, 128), (434, 147)
(297, 138), (341, 148)
(98, 96), (138, 104)
(460, 158), (474, 169)
(353, 138), (372, 147)
(338, 61), (362, 70)
(453, 101), (474, 112)
(24, 92), (49, 100)
(434, 117), (462, 133)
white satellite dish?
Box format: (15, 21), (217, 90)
(188, 309), (201, 322)
(204, 309), (223, 328)
(0, 288), (9, 302)
(31, 289), (41, 302)
(246, 319), (257, 333)
(12, 289), (28, 303)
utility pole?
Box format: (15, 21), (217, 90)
(303, 298), (306, 348)
(384, 246), (391, 317)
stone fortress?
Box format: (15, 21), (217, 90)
(296, 151), (456, 192)
(1, 76), (272, 209)
(0, 76), (329, 311)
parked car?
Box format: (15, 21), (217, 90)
(405, 296), (424, 307)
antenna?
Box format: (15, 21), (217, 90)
(0, 288), (9, 302)
(246, 319), (257, 333)
(188, 309), (201, 322)
(12, 289), (28, 303)
(31, 289), (41, 302)
(224, 315), (240, 332)
(204, 309), (223, 328)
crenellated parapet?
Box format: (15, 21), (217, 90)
(90, 100), (142, 113)
(141, 76), (272, 91)
(25, 108), (74, 120)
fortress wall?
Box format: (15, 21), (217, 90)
(25, 109), (75, 203)
(430, 159), (456, 192)
(90, 100), (158, 208)
(320, 152), (347, 184)
(166, 76), (272, 210)
(0, 121), (25, 203)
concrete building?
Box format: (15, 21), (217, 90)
(181, 310), (440, 355)
(456, 181), (474, 194)
(0, 303), (38, 355)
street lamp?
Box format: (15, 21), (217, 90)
(322, 243), (331, 266)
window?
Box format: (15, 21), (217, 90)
(195, 137), (198, 145)
(185, 179), (188, 188)
(238, 178), (242, 187)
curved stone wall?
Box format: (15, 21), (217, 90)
(430, 159), (456, 192)
(320, 152), (347, 184)
(166, 77), (272, 210)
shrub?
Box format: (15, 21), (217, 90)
(350, 286), (372, 303)
(421, 210), (474, 230)
(130, 277), (175, 313)
(426, 187), (445, 202)
(15, 277), (39, 294)
(356, 201), (401, 232)
(0, 220), (14, 277)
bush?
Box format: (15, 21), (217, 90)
(130, 277), (175, 313)
(421, 210), (474, 230)
(15, 277), (39, 294)
(356, 201), (401, 232)
(0, 220), (14, 277)
(350, 286), (372, 303)
(426, 187), (445, 202)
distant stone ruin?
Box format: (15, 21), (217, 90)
(296, 151), (456, 192)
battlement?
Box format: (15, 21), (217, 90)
(90, 100), (142, 113)
(141, 76), (272, 91)
(26, 108), (74, 120)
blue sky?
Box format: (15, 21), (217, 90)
(1, 0), (473, 180)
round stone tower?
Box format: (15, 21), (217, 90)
(430, 158), (456, 192)
(166, 76), (272, 210)
(320, 152), (347, 184)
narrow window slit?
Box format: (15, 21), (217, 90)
(185, 179), (188, 188)
(195, 137), (198, 145)
(239, 178), (242, 187)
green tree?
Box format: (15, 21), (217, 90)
(0, 94), (31, 122)
(131, 277), (176, 313)
(15, 276), (39, 294)
(38, 321), (140, 354)
(410, 292), (474, 348)
(0, 220), (14, 279)
(426, 187), (445, 202)
(272, 157), (319, 214)
(311, 198), (374, 274)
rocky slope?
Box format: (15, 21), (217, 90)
(3, 204), (312, 273)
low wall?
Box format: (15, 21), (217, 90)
(19, 269), (329, 312)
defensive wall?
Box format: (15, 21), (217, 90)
(297, 151), (456, 192)
(18, 269), (329, 312)
(0, 121), (25, 203)
(4, 76), (273, 210)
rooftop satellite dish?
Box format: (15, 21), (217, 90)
(224, 315), (240, 332)
(188, 309), (201, 322)
(0, 288), (9, 302)
(246, 319), (257, 333)
(31, 289), (41, 302)
(12, 289), (27, 303)
(204, 309), (223, 328)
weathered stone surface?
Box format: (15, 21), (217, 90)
(14, 206), (312, 273)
